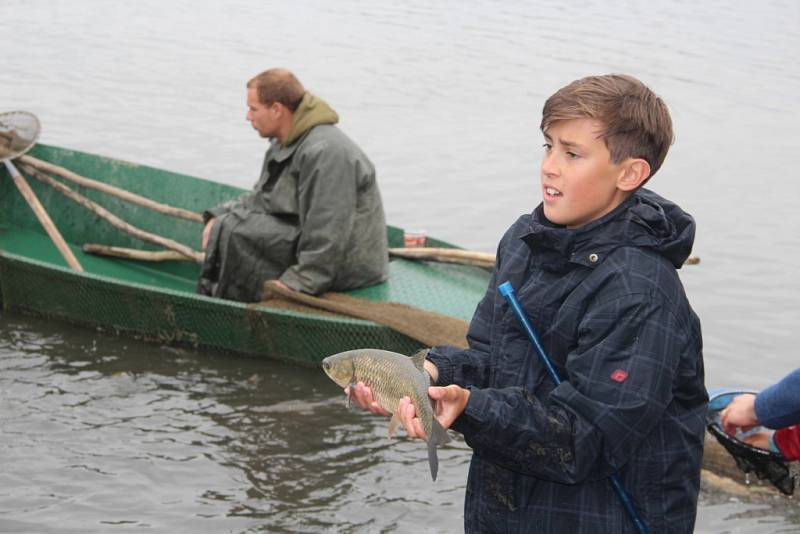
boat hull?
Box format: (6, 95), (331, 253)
(0, 145), (490, 365)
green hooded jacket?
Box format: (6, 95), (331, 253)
(198, 93), (389, 301)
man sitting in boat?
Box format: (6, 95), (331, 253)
(197, 68), (389, 302)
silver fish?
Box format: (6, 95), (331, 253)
(322, 348), (451, 481)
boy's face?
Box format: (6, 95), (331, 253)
(541, 118), (630, 228)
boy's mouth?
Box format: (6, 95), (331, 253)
(544, 186), (562, 199)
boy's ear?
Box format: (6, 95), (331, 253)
(617, 158), (651, 192)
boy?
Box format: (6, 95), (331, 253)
(352, 74), (707, 533)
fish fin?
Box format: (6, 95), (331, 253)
(432, 418), (451, 446)
(427, 419), (450, 482)
(410, 348), (430, 373)
(423, 370), (434, 387)
(388, 413), (400, 438)
(346, 384), (354, 409)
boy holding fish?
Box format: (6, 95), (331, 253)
(349, 74), (707, 533)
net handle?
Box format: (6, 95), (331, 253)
(0, 111), (41, 161)
(0, 110), (83, 272)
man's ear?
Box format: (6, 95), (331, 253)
(617, 158), (651, 192)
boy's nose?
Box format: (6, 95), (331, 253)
(541, 153), (558, 178)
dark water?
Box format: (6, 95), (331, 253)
(1, 0), (799, 531)
(0, 315), (472, 533)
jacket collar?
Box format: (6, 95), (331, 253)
(519, 189), (695, 271)
(265, 92), (340, 163)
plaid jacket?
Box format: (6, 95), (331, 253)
(428, 189), (707, 533)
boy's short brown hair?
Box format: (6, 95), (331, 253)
(541, 74), (674, 179)
(247, 68), (306, 112)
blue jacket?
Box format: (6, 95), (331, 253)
(428, 189), (707, 533)
(756, 368), (800, 429)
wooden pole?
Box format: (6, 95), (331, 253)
(18, 154), (204, 223)
(389, 247), (495, 269)
(20, 164), (204, 263)
(3, 161), (83, 271)
(390, 247), (700, 268)
(82, 243), (202, 262)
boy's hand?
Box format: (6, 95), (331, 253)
(398, 385), (470, 439)
(346, 382), (391, 416)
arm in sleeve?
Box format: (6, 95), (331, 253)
(279, 142), (358, 294)
(755, 368), (800, 429)
(427, 268), (498, 389)
(203, 191), (259, 223)
(773, 425), (800, 460)
(453, 293), (688, 483)
(426, 232), (516, 388)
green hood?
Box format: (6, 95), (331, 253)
(284, 92), (339, 146)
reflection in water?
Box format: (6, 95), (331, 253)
(0, 316), (472, 532)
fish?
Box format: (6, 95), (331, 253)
(322, 348), (451, 481)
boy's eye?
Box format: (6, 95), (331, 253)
(542, 143), (552, 151)
(566, 151), (579, 159)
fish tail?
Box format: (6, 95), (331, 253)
(426, 419), (450, 481)
(427, 437), (439, 481)
(432, 419), (451, 446)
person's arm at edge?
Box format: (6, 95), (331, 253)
(755, 368), (800, 429)
(279, 141), (357, 294)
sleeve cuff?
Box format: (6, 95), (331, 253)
(755, 385), (781, 429)
(450, 386), (488, 438)
(426, 346), (457, 386)
(204, 206), (229, 223)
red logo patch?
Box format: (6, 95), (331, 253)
(610, 369), (628, 383)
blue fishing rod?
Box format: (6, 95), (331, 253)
(498, 281), (650, 534)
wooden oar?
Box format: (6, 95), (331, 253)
(3, 164), (84, 271)
(390, 247), (700, 268)
(82, 243), (204, 262)
(389, 247), (495, 269)
(80, 243), (700, 269)
(18, 155), (204, 223)
(20, 164), (204, 263)
(0, 114), (83, 272)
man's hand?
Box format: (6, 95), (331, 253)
(202, 218), (215, 250)
(721, 393), (759, 435)
(398, 385), (470, 439)
(272, 280), (290, 291)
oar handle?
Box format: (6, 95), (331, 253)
(498, 280), (650, 534)
(3, 160), (84, 272)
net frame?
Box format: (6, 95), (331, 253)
(707, 389), (796, 495)
(0, 111), (41, 160)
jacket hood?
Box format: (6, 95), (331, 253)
(522, 188), (696, 270)
(283, 92), (339, 147)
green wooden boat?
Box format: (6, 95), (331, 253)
(0, 144), (490, 365)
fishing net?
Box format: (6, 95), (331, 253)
(0, 111), (40, 160)
(261, 280), (470, 348)
(706, 390), (796, 495)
